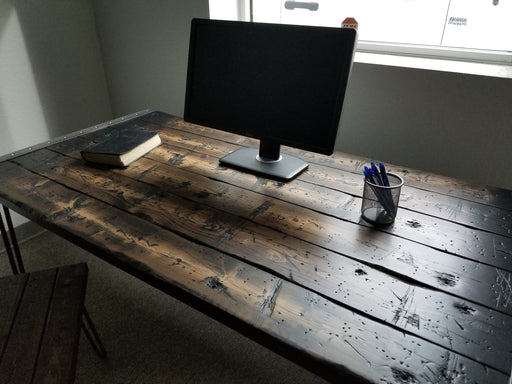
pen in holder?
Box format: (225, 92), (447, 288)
(361, 165), (403, 225)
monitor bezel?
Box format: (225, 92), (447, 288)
(184, 18), (357, 157)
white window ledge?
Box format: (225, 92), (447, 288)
(355, 51), (512, 79)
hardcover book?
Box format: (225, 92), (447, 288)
(81, 129), (161, 167)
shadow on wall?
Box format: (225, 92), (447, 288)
(0, 3), (15, 154)
(1, 0), (112, 151)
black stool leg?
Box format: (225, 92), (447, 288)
(81, 308), (107, 359)
(1, 206), (25, 274)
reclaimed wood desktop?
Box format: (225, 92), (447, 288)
(0, 110), (511, 383)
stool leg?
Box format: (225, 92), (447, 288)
(81, 308), (107, 359)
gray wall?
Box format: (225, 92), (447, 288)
(92, 0), (209, 117)
(336, 63), (512, 189)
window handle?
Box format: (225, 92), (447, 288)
(284, 1), (319, 11)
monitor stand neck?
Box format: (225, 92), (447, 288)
(257, 140), (282, 163)
(219, 139), (309, 180)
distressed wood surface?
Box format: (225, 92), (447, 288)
(148, 113), (512, 211)
(0, 111), (511, 383)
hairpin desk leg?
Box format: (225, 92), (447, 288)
(1, 205), (25, 274)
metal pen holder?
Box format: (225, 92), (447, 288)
(361, 173), (403, 225)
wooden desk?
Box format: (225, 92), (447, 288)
(0, 110), (511, 383)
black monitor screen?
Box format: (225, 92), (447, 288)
(184, 18), (356, 179)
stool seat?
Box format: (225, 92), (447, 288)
(0, 263), (88, 384)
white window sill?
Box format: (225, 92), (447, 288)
(355, 51), (512, 79)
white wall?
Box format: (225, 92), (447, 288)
(0, 0), (112, 226)
(92, 0), (209, 118)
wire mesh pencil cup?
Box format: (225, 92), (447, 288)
(361, 173), (404, 225)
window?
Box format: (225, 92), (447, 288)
(209, 0), (512, 75)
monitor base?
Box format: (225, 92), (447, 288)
(220, 148), (308, 180)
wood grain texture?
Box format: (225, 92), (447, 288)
(150, 112), (512, 211)
(1, 111), (511, 383)
(49, 126), (512, 272)
(11, 148), (512, 373)
(0, 163), (507, 383)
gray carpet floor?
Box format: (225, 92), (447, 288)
(0, 223), (329, 384)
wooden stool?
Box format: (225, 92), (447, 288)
(0, 263), (105, 384)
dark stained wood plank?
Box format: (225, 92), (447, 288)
(150, 125), (512, 237)
(32, 263), (87, 384)
(48, 129), (512, 272)
(227, 222), (512, 374)
(141, 146), (512, 302)
(0, 269), (57, 383)
(14, 150), (512, 315)
(0, 162), (507, 383)
(144, 111), (512, 210)
(47, 114), (512, 240)
(298, 150), (512, 212)
(142, 111), (254, 148)
(299, 162), (512, 238)
(96, 117), (512, 240)
(149, 142), (512, 269)
(10, 151), (512, 372)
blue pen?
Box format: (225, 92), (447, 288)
(363, 166), (394, 214)
(371, 162), (383, 186)
(364, 167), (377, 184)
(378, 162), (394, 212)
(379, 162), (390, 186)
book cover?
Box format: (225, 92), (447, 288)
(81, 129), (161, 167)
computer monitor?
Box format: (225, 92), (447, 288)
(184, 18), (356, 180)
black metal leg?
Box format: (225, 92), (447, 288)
(1, 205), (24, 274)
(81, 308), (107, 359)
(2, 206), (25, 273)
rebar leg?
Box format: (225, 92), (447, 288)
(81, 308), (107, 359)
(2, 206), (25, 273)
(1, 205), (25, 274)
